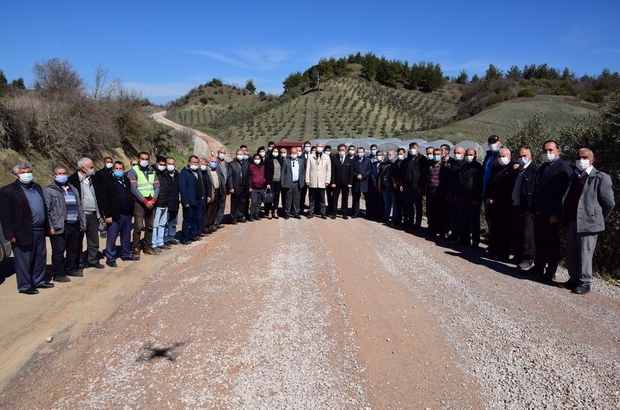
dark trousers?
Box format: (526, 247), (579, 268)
(300, 185), (309, 212)
(368, 185), (383, 220)
(511, 207), (535, 261)
(265, 181), (281, 213)
(50, 222), (81, 277)
(284, 184), (301, 216)
(488, 202), (512, 257)
(106, 214), (132, 261)
(13, 229), (47, 291)
(332, 185), (350, 216)
(250, 188), (265, 217)
(132, 203), (155, 249)
(458, 199), (480, 245)
(426, 188), (443, 235)
(352, 191), (367, 216)
(182, 201), (204, 241)
(534, 218), (561, 275)
(81, 212), (100, 266)
(308, 188), (326, 215)
(230, 190), (247, 219)
(164, 209), (179, 243)
(205, 191), (221, 229)
(391, 190), (403, 223)
(405, 188), (424, 227)
(326, 185), (334, 214)
(448, 194), (460, 237)
(215, 194), (226, 225)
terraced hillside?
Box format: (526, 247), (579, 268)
(166, 77), (458, 148)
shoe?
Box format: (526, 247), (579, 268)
(268, 211), (272, 219)
(307, 213), (314, 219)
(143, 247), (158, 255)
(518, 260), (534, 271)
(192, 236), (202, 241)
(239, 217), (247, 223)
(106, 261), (118, 267)
(294, 214), (301, 219)
(37, 283), (55, 289)
(99, 232), (107, 239)
(558, 281), (579, 290)
(273, 212), (279, 219)
(247, 216), (255, 222)
(19, 288), (39, 295)
(159, 244), (172, 249)
(67, 270), (84, 277)
(321, 214), (327, 219)
(284, 215), (290, 220)
(572, 284), (591, 294)
(343, 215), (349, 220)
(331, 214), (336, 219)
(54, 275), (71, 283)
(180, 240), (191, 245)
(196, 233), (206, 237)
(231, 218), (238, 225)
(121, 256), (139, 261)
(87, 263), (105, 269)
(132, 248), (141, 259)
(217, 224), (224, 229)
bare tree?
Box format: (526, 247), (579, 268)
(314, 70), (322, 96)
(89, 64), (120, 101)
(33, 58), (84, 97)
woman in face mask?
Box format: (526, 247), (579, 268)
(264, 145), (283, 219)
(248, 154), (268, 221)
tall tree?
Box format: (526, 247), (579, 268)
(245, 79), (256, 94)
(33, 57), (83, 97)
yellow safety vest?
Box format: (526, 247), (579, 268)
(133, 165), (155, 198)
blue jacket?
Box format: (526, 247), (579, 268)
(178, 166), (202, 207)
(352, 156), (372, 193)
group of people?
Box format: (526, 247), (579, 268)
(0, 136), (614, 296)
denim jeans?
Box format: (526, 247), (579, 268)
(153, 207), (169, 247)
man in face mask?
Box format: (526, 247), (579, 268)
(281, 147), (305, 219)
(215, 148), (229, 229)
(94, 157), (114, 239)
(530, 140), (572, 282)
(352, 147), (372, 218)
(163, 157), (181, 245)
(511, 148), (538, 271)
(445, 146), (465, 240)
(204, 155), (226, 231)
(305, 142), (331, 219)
(299, 141), (312, 214)
(179, 155), (207, 243)
(457, 149), (483, 247)
(0, 162), (54, 294)
(378, 150), (395, 222)
(95, 161), (136, 266)
(403, 143), (429, 228)
(152, 156), (171, 253)
(226, 149), (251, 224)
(426, 147), (434, 161)
(44, 165), (86, 281)
(484, 148), (517, 259)
(559, 148), (615, 294)
(330, 144), (353, 219)
(68, 157), (104, 270)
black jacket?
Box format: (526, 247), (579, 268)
(163, 170), (180, 211)
(155, 169), (171, 207)
(515, 162), (538, 216)
(226, 160), (250, 193)
(331, 155), (354, 187)
(531, 158), (572, 219)
(457, 160), (483, 201)
(485, 162), (518, 207)
(265, 156), (284, 184)
(404, 155), (429, 189)
(0, 181), (49, 246)
(95, 174), (133, 221)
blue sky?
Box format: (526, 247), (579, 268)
(2, 0), (619, 104)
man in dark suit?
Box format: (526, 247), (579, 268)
(511, 147), (539, 270)
(560, 148), (615, 294)
(0, 162), (52, 294)
(530, 140), (572, 281)
(227, 149), (251, 224)
(403, 143), (429, 229)
(330, 144), (354, 219)
(205, 155), (226, 233)
(352, 147), (372, 218)
(368, 150), (385, 220)
(299, 141), (312, 214)
(281, 147), (305, 219)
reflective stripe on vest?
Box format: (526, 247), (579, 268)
(133, 165), (155, 198)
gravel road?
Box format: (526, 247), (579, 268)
(1, 215), (619, 409)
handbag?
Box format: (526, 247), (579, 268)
(263, 188), (274, 206)
(0, 223), (12, 261)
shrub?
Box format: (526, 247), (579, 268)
(581, 89), (605, 104)
(517, 87), (535, 98)
(199, 97), (208, 105)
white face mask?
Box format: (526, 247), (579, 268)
(290, 154), (298, 160)
(465, 155), (474, 163)
(166, 164), (175, 172)
(280, 153), (287, 159)
(357, 152), (364, 158)
(19, 173), (34, 184)
(348, 150), (355, 156)
(190, 164), (199, 171)
(455, 154), (463, 161)
(339, 151), (346, 157)
(316, 147), (323, 154)
(157, 165), (166, 172)
(272, 151), (279, 158)
(105, 162), (113, 169)
(325, 151), (331, 155)
(200, 165), (208, 171)
(409, 148), (417, 156)
(488, 143), (499, 152)
(542, 153), (556, 163)
(139, 160), (149, 168)
(576, 159), (590, 172)
(218, 153), (226, 160)
(377, 156), (384, 162)
(304, 147), (311, 153)
(517, 157), (530, 167)
(236, 155), (244, 161)
(259, 152), (265, 158)
(498, 156), (510, 166)
(253, 159), (261, 165)
(397, 154), (404, 161)
(427, 153), (433, 160)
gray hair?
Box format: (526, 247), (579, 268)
(53, 164), (68, 174)
(77, 157), (93, 169)
(12, 162), (32, 174)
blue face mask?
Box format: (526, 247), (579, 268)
(434, 155), (441, 162)
(54, 175), (68, 184)
(113, 170), (124, 178)
(209, 162), (218, 170)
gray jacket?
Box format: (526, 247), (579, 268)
(560, 167), (615, 234)
(43, 183), (87, 234)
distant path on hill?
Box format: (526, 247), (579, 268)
(151, 111), (226, 158)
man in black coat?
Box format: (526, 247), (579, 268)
(96, 161), (136, 266)
(0, 162), (52, 294)
(403, 143), (428, 229)
(511, 148), (539, 270)
(457, 149), (483, 247)
(530, 140), (572, 281)
(227, 150), (250, 224)
(330, 144), (354, 219)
